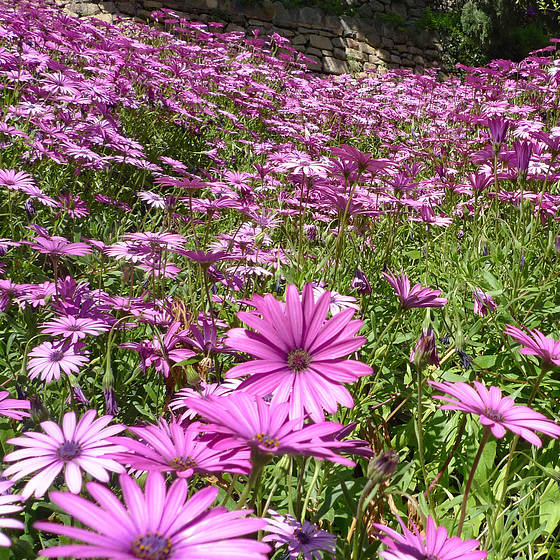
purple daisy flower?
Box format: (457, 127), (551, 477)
(263, 510), (336, 560)
(185, 392), (357, 465)
(27, 340), (90, 383)
(3, 409), (125, 499)
(39, 315), (110, 343)
(35, 471), (270, 560)
(110, 418), (251, 478)
(0, 480), (25, 547)
(429, 380), (560, 446)
(374, 514), (487, 560)
(382, 270), (447, 309)
(225, 283), (372, 422)
(27, 235), (92, 257)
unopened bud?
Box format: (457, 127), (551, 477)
(367, 450), (399, 484)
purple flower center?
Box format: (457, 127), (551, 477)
(484, 408), (504, 422)
(56, 441), (82, 461)
(287, 348), (311, 373)
(50, 350), (64, 362)
(170, 456), (196, 471)
(132, 531), (172, 560)
(425, 555), (442, 560)
(293, 528), (311, 544)
(255, 433), (280, 449)
(68, 325), (82, 331)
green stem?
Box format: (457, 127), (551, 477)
(236, 459), (266, 510)
(415, 364), (432, 513)
(457, 426), (491, 537)
(301, 459), (321, 523)
(485, 363), (551, 547)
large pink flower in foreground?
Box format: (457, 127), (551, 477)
(382, 270), (447, 309)
(3, 410), (125, 498)
(429, 380), (560, 446)
(225, 283), (372, 422)
(374, 514), (487, 560)
(35, 472), (270, 560)
(504, 324), (560, 367)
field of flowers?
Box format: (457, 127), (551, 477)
(0, 1), (559, 558)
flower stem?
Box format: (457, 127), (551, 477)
(457, 425), (491, 537)
(485, 363), (551, 548)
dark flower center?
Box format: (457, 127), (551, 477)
(56, 441), (82, 461)
(50, 350), (64, 362)
(484, 408), (504, 422)
(293, 528), (310, 544)
(425, 555), (442, 560)
(68, 325), (82, 331)
(169, 456), (196, 471)
(255, 433), (280, 449)
(132, 532), (172, 560)
(287, 348), (311, 373)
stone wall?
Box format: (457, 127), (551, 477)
(60, 0), (444, 75)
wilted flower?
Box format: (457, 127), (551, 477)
(382, 270), (447, 309)
(351, 268), (372, 296)
(473, 289), (498, 317)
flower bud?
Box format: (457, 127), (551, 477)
(367, 450), (399, 484)
(410, 327), (440, 370)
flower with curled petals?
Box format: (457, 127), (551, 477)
(374, 514), (487, 560)
(504, 324), (560, 367)
(225, 283), (372, 423)
(429, 380), (560, 446)
(3, 409), (125, 499)
(382, 270), (447, 309)
(35, 471), (270, 560)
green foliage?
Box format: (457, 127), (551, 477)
(416, 7), (487, 71)
(375, 10), (407, 29)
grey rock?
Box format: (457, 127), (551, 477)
(323, 56), (349, 74)
(309, 34), (333, 50)
(306, 46), (322, 57)
(300, 6), (322, 26)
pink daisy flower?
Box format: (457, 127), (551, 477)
(27, 340), (90, 383)
(225, 283), (372, 422)
(39, 315), (110, 343)
(504, 324), (560, 367)
(35, 471), (270, 560)
(374, 514), (487, 560)
(111, 418), (251, 478)
(429, 380), (560, 446)
(0, 391), (31, 421)
(185, 392), (357, 465)
(0, 480), (25, 547)
(382, 270), (447, 309)
(0, 169), (35, 191)
(27, 235), (92, 257)
(3, 409), (125, 499)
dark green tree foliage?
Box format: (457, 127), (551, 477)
(419, 0), (560, 68)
